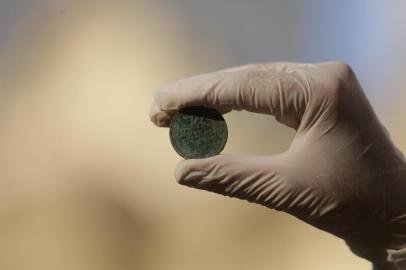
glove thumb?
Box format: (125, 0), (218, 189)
(175, 154), (299, 210)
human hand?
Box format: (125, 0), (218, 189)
(150, 61), (406, 269)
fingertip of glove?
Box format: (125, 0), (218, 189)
(175, 160), (208, 186)
(175, 160), (193, 184)
(175, 161), (186, 183)
(149, 103), (172, 127)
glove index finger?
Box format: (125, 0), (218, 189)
(150, 62), (315, 129)
(150, 72), (237, 126)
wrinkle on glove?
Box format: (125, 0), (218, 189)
(150, 61), (406, 270)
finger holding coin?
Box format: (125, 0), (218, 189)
(150, 62), (313, 159)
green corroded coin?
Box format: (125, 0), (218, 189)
(170, 106), (228, 159)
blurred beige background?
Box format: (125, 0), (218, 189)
(0, 1), (404, 270)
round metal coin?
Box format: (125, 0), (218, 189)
(169, 106), (228, 159)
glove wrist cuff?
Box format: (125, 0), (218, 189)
(373, 248), (406, 270)
(386, 248), (406, 270)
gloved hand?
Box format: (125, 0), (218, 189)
(149, 61), (406, 270)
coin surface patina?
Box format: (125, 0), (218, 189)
(170, 106), (228, 159)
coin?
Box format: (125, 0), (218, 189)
(170, 106), (228, 159)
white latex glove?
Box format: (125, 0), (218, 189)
(149, 61), (406, 270)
